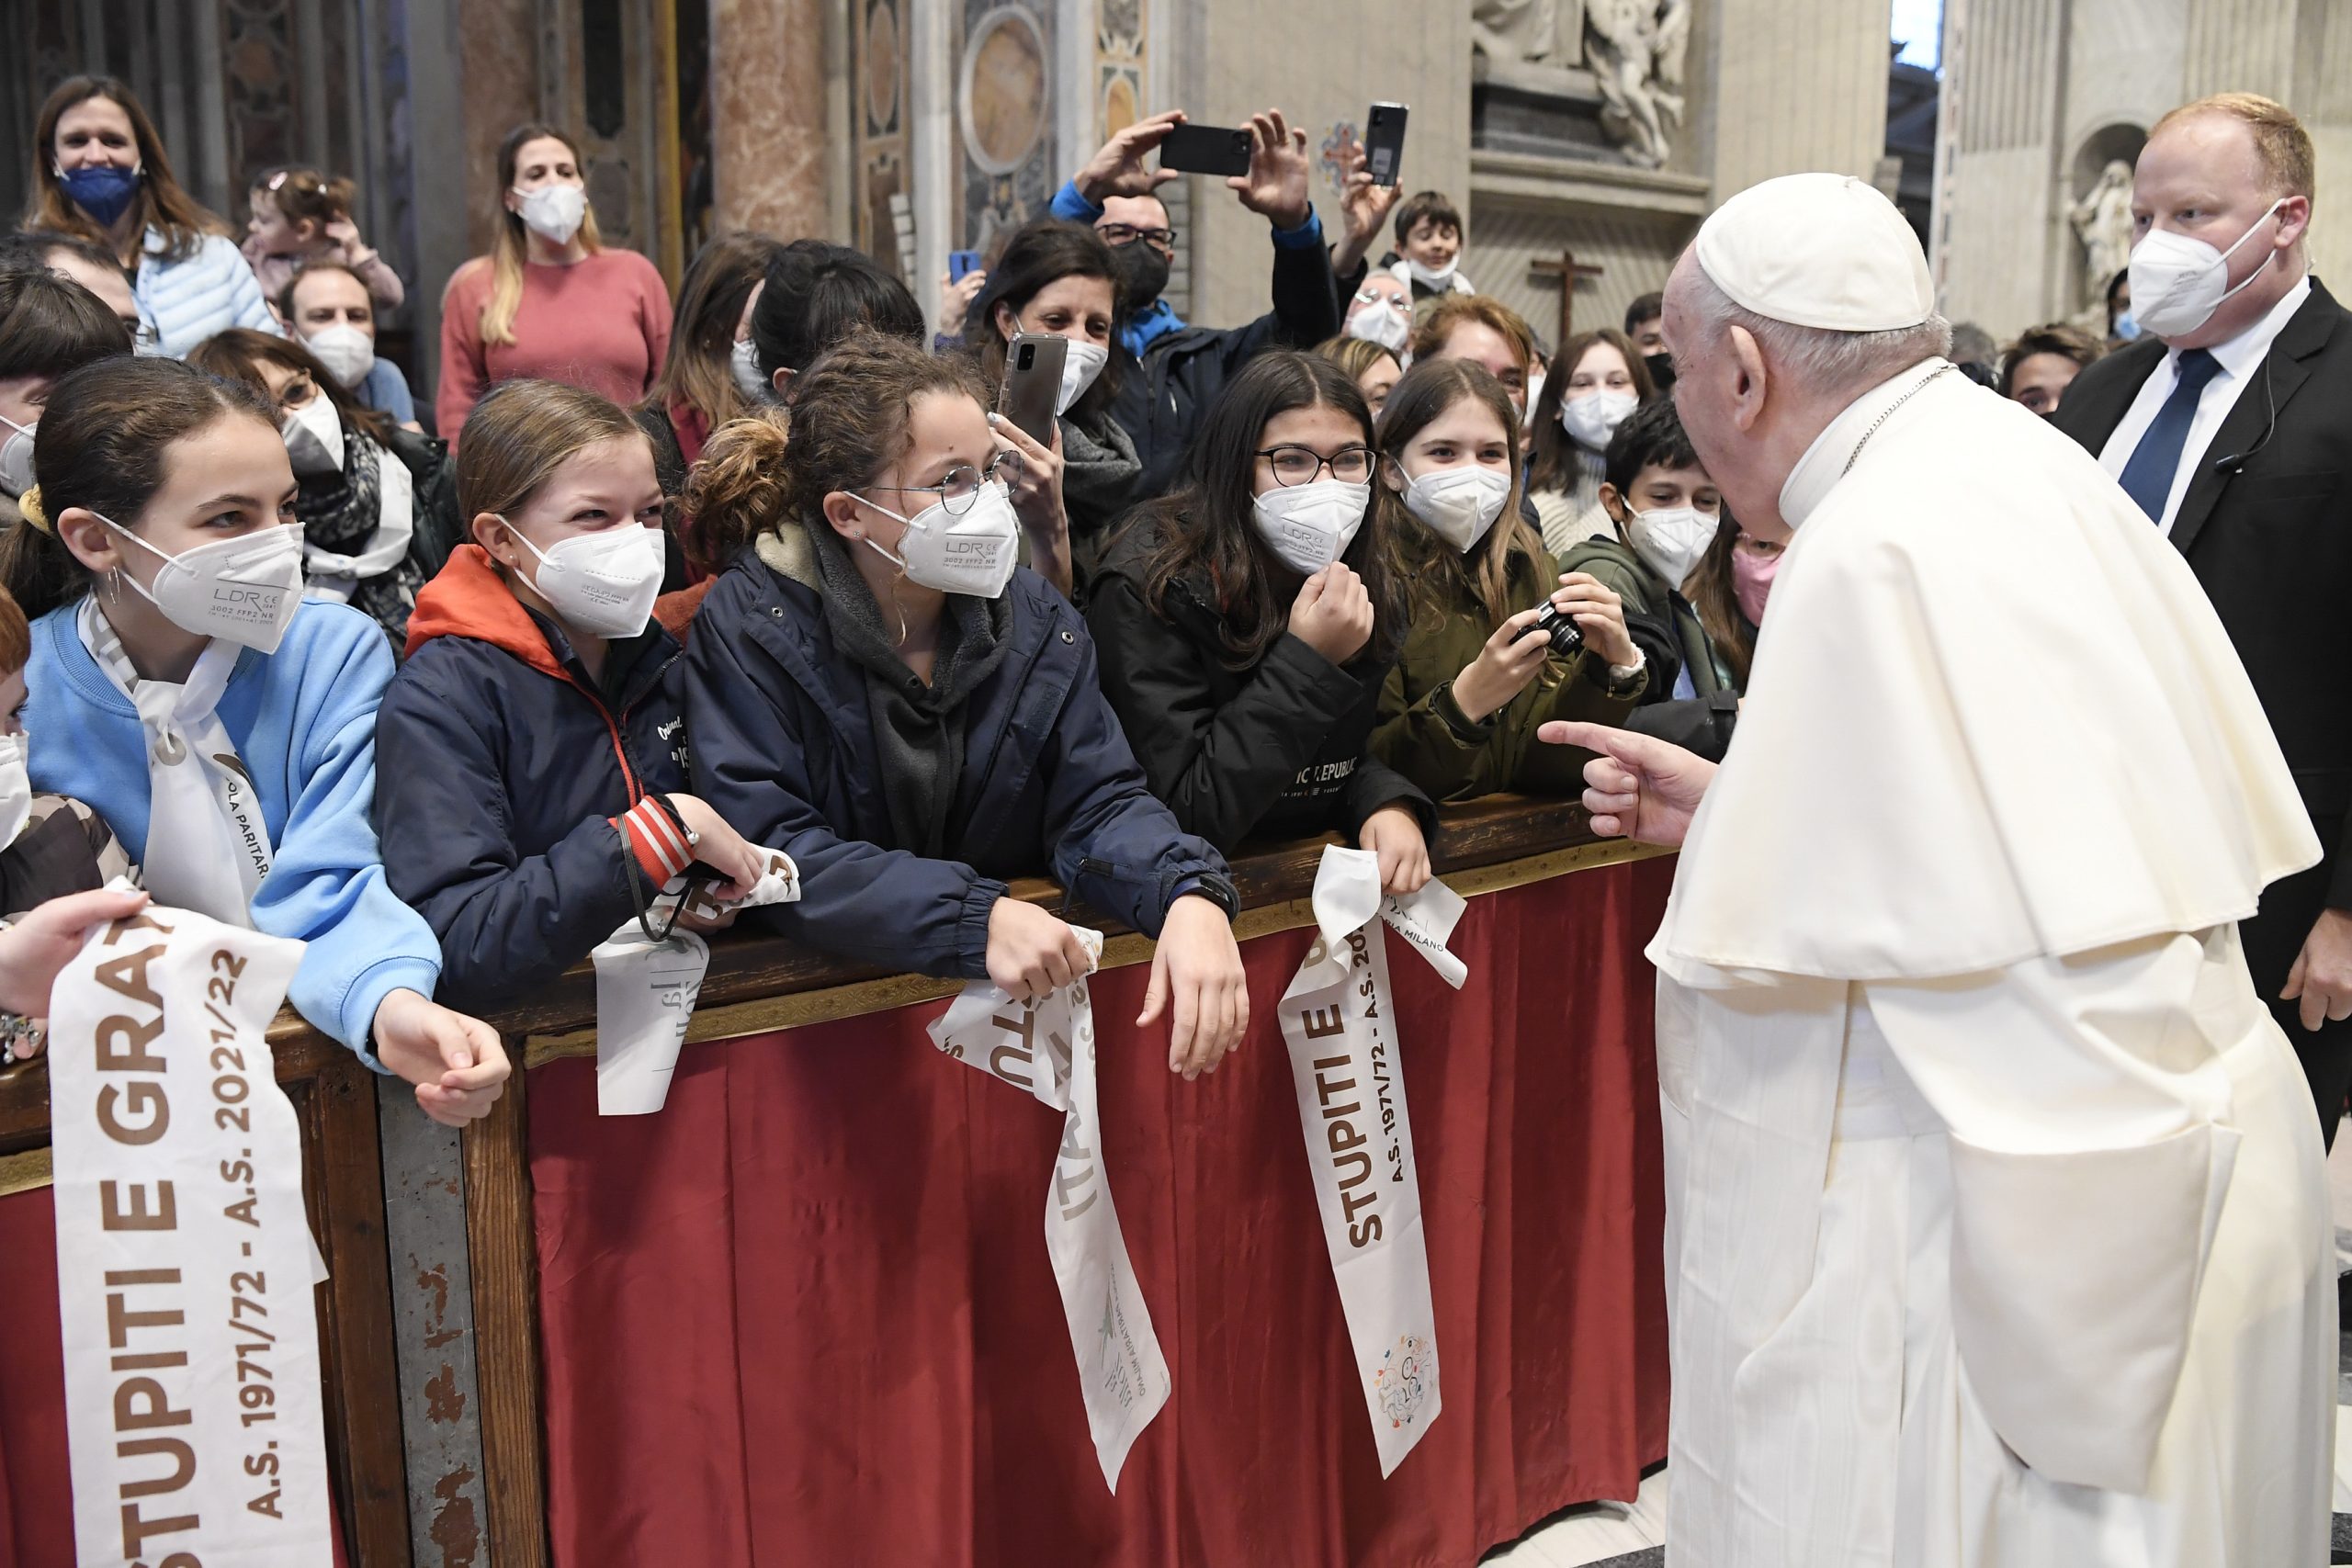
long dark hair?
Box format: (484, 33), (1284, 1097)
(1527, 326), (1653, 495)
(23, 75), (230, 265)
(750, 240), (925, 383)
(1374, 358), (1543, 630)
(1682, 514), (1757, 686)
(645, 230), (786, 425)
(0, 356), (278, 617)
(961, 218), (1125, 418)
(1132, 351), (1408, 669)
(186, 327), (396, 446)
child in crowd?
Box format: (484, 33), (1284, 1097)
(1527, 327), (1656, 553)
(1088, 350), (1435, 892)
(1369, 358), (1647, 801)
(0, 355), (507, 1125)
(243, 165), (405, 311)
(1383, 190), (1475, 300)
(1317, 335), (1404, 420)
(279, 261), (422, 429)
(0, 262), (131, 534)
(1620, 513), (1774, 761)
(681, 333), (1247, 1075)
(1557, 395), (1728, 711)
(375, 379), (766, 1010)
(187, 327), (462, 649)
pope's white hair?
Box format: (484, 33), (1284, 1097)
(1679, 264), (1954, 398)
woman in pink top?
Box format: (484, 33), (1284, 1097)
(434, 123), (672, 438)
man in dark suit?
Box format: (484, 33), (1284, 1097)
(2055, 92), (2352, 1147)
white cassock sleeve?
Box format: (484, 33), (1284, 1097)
(1857, 930), (2245, 1495)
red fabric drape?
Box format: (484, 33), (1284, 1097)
(0, 1154), (357, 1565)
(531, 857), (1673, 1568)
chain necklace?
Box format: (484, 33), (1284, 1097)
(1842, 363), (1958, 477)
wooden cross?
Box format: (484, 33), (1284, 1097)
(1529, 250), (1606, 344)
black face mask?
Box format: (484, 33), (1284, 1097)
(1113, 241), (1170, 311)
(1644, 350), (1675, 390)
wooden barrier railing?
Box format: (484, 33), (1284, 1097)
(0, 795), (1660, 1566)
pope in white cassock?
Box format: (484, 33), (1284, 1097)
(1545, 173), (2336, 1566)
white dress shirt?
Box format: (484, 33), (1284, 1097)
(2097, 272), (2311, 536)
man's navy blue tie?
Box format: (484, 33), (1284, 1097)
(2118, 347), (2223, 522)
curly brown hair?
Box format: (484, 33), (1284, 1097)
(685, 330), (990, 567)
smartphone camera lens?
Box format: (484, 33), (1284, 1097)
(1017, 344), (1034, 369)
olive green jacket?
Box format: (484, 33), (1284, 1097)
(1371, 539), (1645, 803)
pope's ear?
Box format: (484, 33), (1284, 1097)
(1727, 323), (1769, 433)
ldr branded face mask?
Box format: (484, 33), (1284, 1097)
(1252, 479), (1370, 576)
(855, 481), (1023, 599)
(509, 520), (667, 638)
(1402, 464), (1511, 553)
(514, 182), (589, 246)
(102, 514), (307, 653)
(280, 398), (345, 478)
(0, 413), (32, 500)
(1560, 389), (1638, 450)
(1622, 502), (1716, 591)
(2127, 198), (2286, 339)
(302, 323), (375, 389)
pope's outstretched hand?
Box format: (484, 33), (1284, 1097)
(1538, 722), (1716, 847)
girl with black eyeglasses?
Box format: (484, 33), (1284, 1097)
(1088, 351), (1434, 890)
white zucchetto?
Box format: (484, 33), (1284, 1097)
(1694, 173), (1937, 333)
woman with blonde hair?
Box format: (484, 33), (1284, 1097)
(376, 378), (765, 1008)
(20, 74), (275, 356)
(1315, 333), (1405, 419)
(435, 123), (673, 437)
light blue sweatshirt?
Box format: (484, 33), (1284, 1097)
(24, 597), (442, 1066)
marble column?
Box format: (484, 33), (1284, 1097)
(710, 0), (834, 242)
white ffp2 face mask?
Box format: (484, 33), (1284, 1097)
(729, 337), (772, 404)
(1622, 502), (1716, 591)
(1347, 299), (1411, 354)
(513, 183), (589, 246)
(2127, 198), (2286, 339)
(856, 482), (1023, 599)
(1055, 340), (1110, 415)
(0, 732), (28, 846)
(281, 398), (345, 478)
(103, 514), (307, 653)
(509, 520), (667, 639)
(1560, 389), (1638, 451)
(0, 413), (32, 500)
(302, 324), (375, 389)
(1252, 479), (1370, 576)
(1402, 464), (1511, 553)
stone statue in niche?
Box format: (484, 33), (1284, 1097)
(2070, 160), (2137, 309)
(1585, 0), (1687, 169)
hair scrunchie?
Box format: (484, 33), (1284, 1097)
(16, 485), (50, 535)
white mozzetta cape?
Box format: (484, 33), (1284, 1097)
(1649, 360), (2320, 985)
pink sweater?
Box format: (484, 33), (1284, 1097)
(435, 249), (673, 438)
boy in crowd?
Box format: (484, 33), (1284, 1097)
(1384, 190), (1475, 299)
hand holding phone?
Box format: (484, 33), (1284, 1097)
(997, 333), (1070, 446)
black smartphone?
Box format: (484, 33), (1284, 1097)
(1159, 122), (1254, 178)
(998, 333), (1069, 446)
(948, 249), (981, 284)
(1364, 102), (1409, 187)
